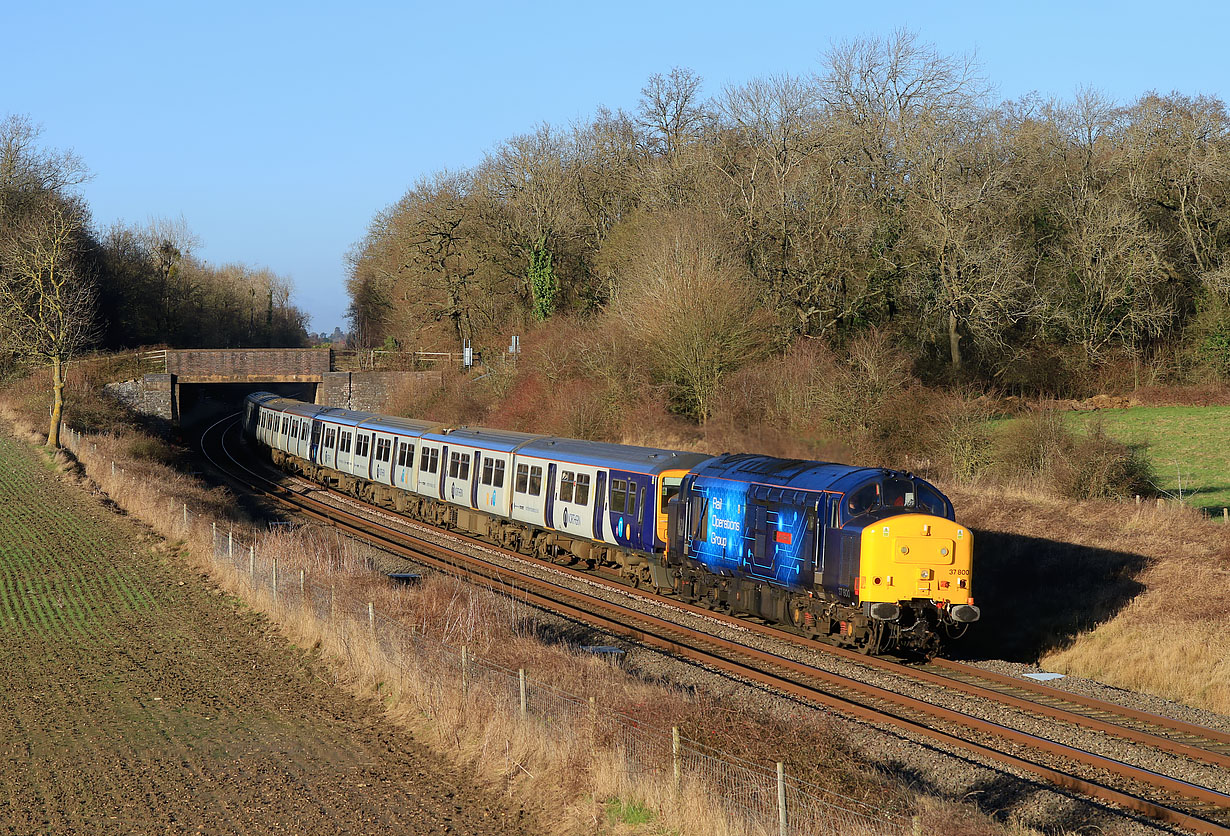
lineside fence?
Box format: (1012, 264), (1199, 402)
(60, 426), (908, 836)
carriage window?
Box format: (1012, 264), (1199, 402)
(575, 473), (591, 506)
(376, 438), (392, 462)
(610, 479), (628, 513)
(884, 477), (915, 509)
(449, 451), (461, 478)
(845, 482), (881, 517)
(281, 417), (290, 434)
(340, 431), (352, 453)
(515, 463), (529, 493)
(301, 421), (310, 440)
(426, 448), (439, 473)
(636, 485), (645, 523)
(397, 442), (414, 467)
(559, 470), (575, 503)
(482, 457), (494, 485)
(458, 453), (470, 481)
(420, 447), (432, 471)
(528, 465), (542, 496)
(355, 434), (371, 457)
(325, 428), (336, 448)
(492, 459), (505, 488)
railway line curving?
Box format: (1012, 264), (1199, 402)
(200, 412), (1230, 836)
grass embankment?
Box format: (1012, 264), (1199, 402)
(0, 369), (1046, 836)
(1063, 406), (1230, 511)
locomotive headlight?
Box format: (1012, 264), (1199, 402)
(900, 546), (909, 555)
(940, 547), (949, 556)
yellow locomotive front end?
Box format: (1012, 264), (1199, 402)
(858, 513), (979, 636)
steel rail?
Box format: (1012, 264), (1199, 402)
(201, 415), (1230, 836)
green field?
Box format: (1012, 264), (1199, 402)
(1063, 406), (1230, 511)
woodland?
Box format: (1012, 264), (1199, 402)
(347, 32), (1230, 419)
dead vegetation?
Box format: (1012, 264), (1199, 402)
(0, 371), (1073, 835)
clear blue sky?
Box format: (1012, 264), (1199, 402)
(7, 0), (1228, 334)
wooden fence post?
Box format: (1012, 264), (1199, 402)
(776, 761), (787, 836)
(672, 726), (681, 790)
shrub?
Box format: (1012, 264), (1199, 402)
(994, 410), (1155, 500)
(1053, 421), (1155, 499)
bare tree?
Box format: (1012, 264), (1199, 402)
(637, 67), (707, 161)
(611, 210), (774, 422)
(0, 193), (97, 447)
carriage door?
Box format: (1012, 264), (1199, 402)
(309, 420), (322, 463)
(544, 463), (557, 526)
(591, 471), (607, 540)
(438, 445), (448, 500)
(631, 478), (648, 552)
(470, 451), (482, 509)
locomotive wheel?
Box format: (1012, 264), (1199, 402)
(788, 599), (809, 630)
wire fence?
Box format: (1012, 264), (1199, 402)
(59, 426), (909, 836)
(204, 522), (908, 836)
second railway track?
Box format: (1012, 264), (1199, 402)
(201, 413), (1230, 836)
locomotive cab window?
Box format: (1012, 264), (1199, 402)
(917, 483), (949, 517)
(661, 476), (683, 509)
(845, 482), (880, 518)
(884, 477), (915, 509)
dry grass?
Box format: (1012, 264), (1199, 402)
(0, 364), (1093, 835)
(951, 479), (1230, 714)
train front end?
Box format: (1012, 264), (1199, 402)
(854, 510), (978, 653)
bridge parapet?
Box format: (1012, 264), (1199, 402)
(166, 349), (330, 383)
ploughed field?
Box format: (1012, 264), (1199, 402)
(0, 430), (527, 836)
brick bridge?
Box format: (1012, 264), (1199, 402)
(138, 349), (441, 422)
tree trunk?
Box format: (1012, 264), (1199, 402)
(948, 310), (962, 370)
(48, 355), (64, 449)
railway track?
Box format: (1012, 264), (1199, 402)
(200, 413), (1230, 836)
